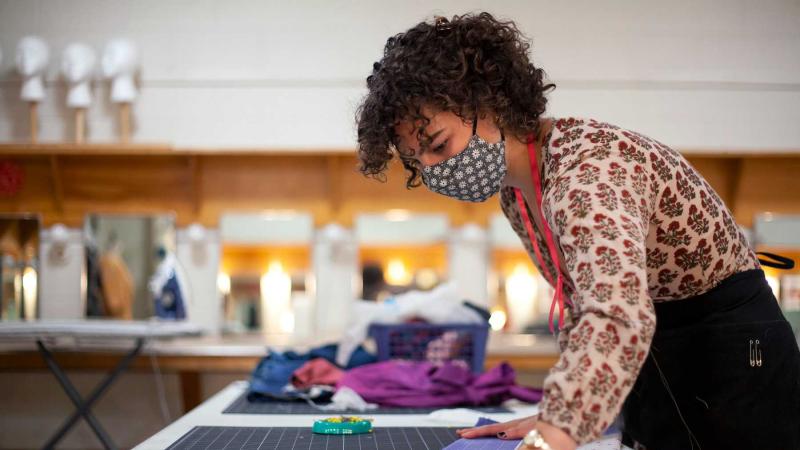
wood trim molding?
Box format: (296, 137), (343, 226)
(0, 146), (797, 229)
(48, 155), (64, 214)
(0, 351), (558, 372)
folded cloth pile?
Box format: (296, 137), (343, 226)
(337, 360), (542, 408)
(247, 344), (375, 401)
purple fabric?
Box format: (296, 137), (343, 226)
(337, 360), (543, 407)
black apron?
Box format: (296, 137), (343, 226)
(621, 267), (800, 450)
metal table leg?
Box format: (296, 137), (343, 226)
(36, 338), (144, 450)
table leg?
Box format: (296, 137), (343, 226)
(179, 370), (202, 413)
(37, 338), (143, 450)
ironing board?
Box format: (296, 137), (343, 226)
(0, 319), (202, 450)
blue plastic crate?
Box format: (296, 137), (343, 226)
(367, 323), (489, 373)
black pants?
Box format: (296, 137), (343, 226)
(621, 269), (800, 450)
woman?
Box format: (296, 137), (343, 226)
(355, 13), (800, 450)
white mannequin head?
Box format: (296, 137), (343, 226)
(62, 43), (96, 83)
(16, 36), (50, 101)
(101, 38), (139, 103)
(61, 43), (96, 108)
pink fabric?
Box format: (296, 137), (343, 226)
(337, 360), (542, 408)
(290, 357), (344, 389)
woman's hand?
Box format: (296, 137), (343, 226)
(456, 415), (536, 440)
(456, 415), (578, 450)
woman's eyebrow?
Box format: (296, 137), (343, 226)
(403, 128), (443, 159)
(419, 129), (444, 151)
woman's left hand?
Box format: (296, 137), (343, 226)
(456, 415), (577, 450)
(456, 415), (536, 440)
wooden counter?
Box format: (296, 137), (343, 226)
(0, 332), (559, 413)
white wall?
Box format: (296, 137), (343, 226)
(0, 0), (798, 151)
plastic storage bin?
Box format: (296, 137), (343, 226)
(367, 322), (489, 373)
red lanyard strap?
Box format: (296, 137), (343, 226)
(514, 133), (568, 333)
(514, 190), (554, 287)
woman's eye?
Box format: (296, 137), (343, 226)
(434, 140), (448, 153)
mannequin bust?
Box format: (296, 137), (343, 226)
(61, 43), (96, 108)
(101, 38), (138, 103)
(16, 36), (50, 102)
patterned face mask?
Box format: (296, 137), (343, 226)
(421, 120), (507, 202)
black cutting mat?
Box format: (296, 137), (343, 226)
(166, 426), (458, 450)
(224, 393), (511, 415)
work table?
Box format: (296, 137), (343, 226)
(0, 330), (560, 413)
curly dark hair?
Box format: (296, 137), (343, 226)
(356, 12), (555, 188)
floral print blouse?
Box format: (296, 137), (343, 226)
(499, 117), (760, 444)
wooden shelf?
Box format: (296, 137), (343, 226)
(0, 142), (355, 157)
(1, 141), (796, 158)
(0, 142), (175, 156)
(0, 142), (798, 230)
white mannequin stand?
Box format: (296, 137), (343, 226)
(101, 39), (139, 143)
(16, 36), (49, 143)
(61, 43), (96, 143)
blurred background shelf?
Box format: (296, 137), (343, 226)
(1, 145), (798, 228)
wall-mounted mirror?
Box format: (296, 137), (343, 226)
(354, 211), (449, 301)
(218, 211), (314, 335)
(753, 213), (800, 334)
(0, 214), (40, 321)
(83, 213), (179, 320)
(489, 213), (553, 334)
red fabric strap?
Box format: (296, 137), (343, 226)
(514, 189), (554, 287)
(514, 133), (568, 333)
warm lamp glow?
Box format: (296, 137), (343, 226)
(260, 262), (292, 333)
(489, 307), (507, 331)
(261, 261), (292, 293)
(766, 275), (780, 299)
(505, 264), (538, 332)
(22, 267), (37, 320)
(386, 259), (412, 285)
(217, 272), (231, 295)
(506, 264), (537, 302)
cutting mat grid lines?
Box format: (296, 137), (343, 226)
(166, 426), (461, 450)
(226, 394), (511, 415)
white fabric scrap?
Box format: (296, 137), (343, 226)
(315, 387), (378, 412)
(428, 408), (494, 426)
